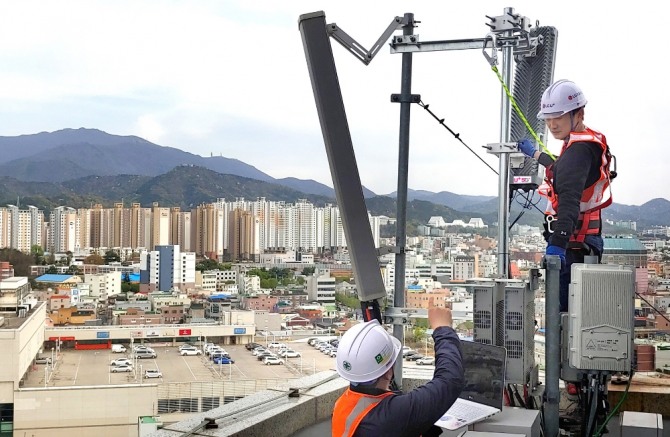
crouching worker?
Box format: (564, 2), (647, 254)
(332, 303), (464, 437)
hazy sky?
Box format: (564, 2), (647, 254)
(0, 1), (666, 206)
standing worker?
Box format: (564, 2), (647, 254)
(518, 79), (614, 312)
(332, 301), (464, 437)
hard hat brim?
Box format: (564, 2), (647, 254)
(537, 110), (567, 120)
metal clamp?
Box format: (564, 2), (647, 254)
(384, 307), (428, 325)
(481, 33), (498, 66)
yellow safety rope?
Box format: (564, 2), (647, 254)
(490, 65), (556, 161)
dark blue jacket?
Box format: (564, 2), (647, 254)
(351, 326), (465, 437)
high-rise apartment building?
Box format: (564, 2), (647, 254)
(49, 206), (79, 253)
(151, 202), (170, 249)
(227, 208), (259, 262)
(2, 198), (384, 258)
(191, 203), (225, 260)
(0, 205), (43, 253)
(112, 202), (132, 248)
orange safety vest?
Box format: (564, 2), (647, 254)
(539, 127), (613, 245)
(332, 388), (394, 437)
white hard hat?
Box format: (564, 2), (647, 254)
(537, 79), (587, 120)
(336, 320), (402, 383)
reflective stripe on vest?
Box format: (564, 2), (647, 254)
(332, 388), (394, 437)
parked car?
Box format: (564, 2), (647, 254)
(257, 352), (276, 361)
(110, 365), (133, 373)
(407, 354), (425, 362)
(210, 352), (231, 360)
(279, 350), (301, 358)
(180, 348), (202, 356)
(144, 369), (162, 378)
(134, 350), (157, 359)
(402, 348), (417, 358)
(416, 356), (435, 366)
(178, 344), (195, 351)
(110, 358), (133, 366)
(111, 344), (127, 353)
(267, 342), (286, 349)
(213, 356), (235, 365)
(328, 349), (337, 358)
(206, 347), (226, 356)
(404, 351), (420, 360)
(35, 356), (52, 365)
(245, 342), (262, 350)
(263, 356), (284, 365)
(252, 348), (267, 356)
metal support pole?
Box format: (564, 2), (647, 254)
(544, 255), (562, 437)
(496, 7), (514, 279)
(391, 12), (414, 391)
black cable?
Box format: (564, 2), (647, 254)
(635, 292), (670, 325)
(512, 385), (526, 409)
(506, 384), (516, 407)
(418, 100), (548, 217)
(417, 101), (498, 175)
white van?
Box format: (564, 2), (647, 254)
(112, 344), (127, 353)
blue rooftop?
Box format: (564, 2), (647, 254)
(36, 274), (74, 283)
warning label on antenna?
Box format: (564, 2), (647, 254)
(581, 332), (629, 359)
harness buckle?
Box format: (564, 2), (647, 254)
(544, 214), (556, 233)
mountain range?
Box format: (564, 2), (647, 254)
(0, 128), (668, 228)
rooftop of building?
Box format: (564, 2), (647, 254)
(604, 236), (647, 253)
(0, 301), (45, 329)
(35, 274), (75, 283)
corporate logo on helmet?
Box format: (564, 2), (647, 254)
(567, 92), (582, 101)
(343, 361), (352, 371)
(542, 103), (555, 109)
(374, 344), (392, 365)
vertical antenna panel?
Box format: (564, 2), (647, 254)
(510, 26), (558, 191)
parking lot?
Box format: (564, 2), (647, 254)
(23, 338), (349, 388)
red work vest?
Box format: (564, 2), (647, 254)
(332, 388), (394, 437)
(539, 127), (612, 244)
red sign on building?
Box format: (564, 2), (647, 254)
(178, 329), (192, 336)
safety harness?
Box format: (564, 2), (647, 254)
(539, 128), (614, 248)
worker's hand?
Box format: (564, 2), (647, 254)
(517, 139), (537, 158)
(545, 245), (566, 266)
(428, 297), (453, 329)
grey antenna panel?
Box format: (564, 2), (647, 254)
(510, 26), (558, 192)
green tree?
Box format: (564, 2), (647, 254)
(411, 326), (427, 344)
(104, 250), (121, 264)
(45, 265), (58, 274)
(66, 265), (81, 275)
(335, 292), (360, 310)
(260, 278), (278, 289)
(296, 277), (305, 286)
(31, 245), (44, 265)
(45, 253), (56, 265)
(196, 258), (219, 272)
(0, 248), (34, 276)
(301, 266), (316, 276)
(248, 268), (271, 280)
(85, 253), (104, 265)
